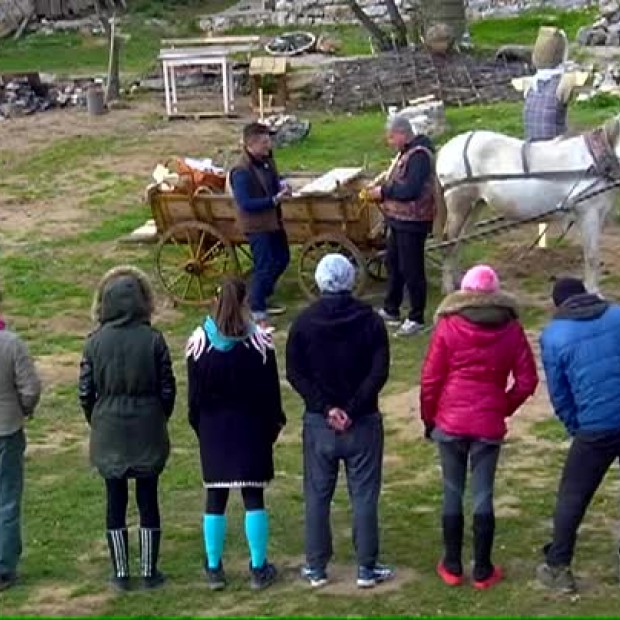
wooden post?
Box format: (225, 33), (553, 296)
(538, 223), (547, 248)
(258, 87), (264, 121)
(105, 16), (121, 104)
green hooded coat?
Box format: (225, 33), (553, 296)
(78, 266), (176, 479)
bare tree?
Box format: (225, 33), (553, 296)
(384, 0), (408, 49)
(94, 0), (126, 103)
(345, 0), (393, 51)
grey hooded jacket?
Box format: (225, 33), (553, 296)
(0, 329), (42, 436)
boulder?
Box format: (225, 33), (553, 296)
(599, 0), (620, 18)
(577, 25), (594, 45)
(590, 28), (609, 45)
(606, 31), (620, 45)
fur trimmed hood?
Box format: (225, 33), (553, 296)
(435, 290), (519, 325)
(92, 265), (155, 325)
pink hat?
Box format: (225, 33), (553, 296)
(460, 265), (500, 293)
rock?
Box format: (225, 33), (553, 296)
(590, 29), (609, 45)
(577, 26), (593, 45)
(607, 31), (620, 45)
(495, 44), (532, 63)
(316, 32), (341, 54)
(592, 16), (609, 29)
(600, 0), (619, 18)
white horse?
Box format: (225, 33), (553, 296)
(435, 120), (620, 293)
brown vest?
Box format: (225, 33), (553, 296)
(382, 146), (436, 223)
(230, 152), (281, 235)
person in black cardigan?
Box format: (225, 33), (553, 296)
(286, 254), (393, 590)
(186, 277), (286, 591)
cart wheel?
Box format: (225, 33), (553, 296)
(298, 233), (368, 300)
(155, 221), (239, 306)
(367, 250), (388, 282)
(234, 244), (254, 279)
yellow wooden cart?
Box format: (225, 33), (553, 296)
(147, 171), (387, 306)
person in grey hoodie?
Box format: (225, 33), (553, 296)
(0, 294), (41, 591)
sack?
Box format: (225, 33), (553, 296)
(171, 158), (227, 194)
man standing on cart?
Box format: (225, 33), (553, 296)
(230, 123), (291, 332)
(368, 115), (436, 337)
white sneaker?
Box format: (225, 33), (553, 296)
(395, 319), (425, 337)
(378, 308), (401, 325)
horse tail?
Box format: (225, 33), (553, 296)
(432, 176), (447, 240)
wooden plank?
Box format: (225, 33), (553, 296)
(296, 168), (364, 195)
(161, 35), (261, 46)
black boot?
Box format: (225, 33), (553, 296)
(106, 529), (131, 591)
(139, 528), (165, 589)
(472, 513), (495, 582)
(442, 514), (464, 576)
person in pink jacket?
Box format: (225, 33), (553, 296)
(420, 265), (538, 589)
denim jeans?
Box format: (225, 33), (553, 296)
(545, 429), (620, 566)
(0, 429), (26, 577)
(247, 230), (290, 319)
(303, 412), (383, 569)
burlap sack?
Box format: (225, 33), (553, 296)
(532, 26), (567, 70)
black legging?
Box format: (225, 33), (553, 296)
(106, 476), (161, 529)
(206, 487), (265, 515)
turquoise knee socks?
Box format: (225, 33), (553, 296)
(203, 514), (227, 570)
(245, 510), (269, 569)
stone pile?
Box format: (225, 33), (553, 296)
(0, 76), (92, 119)
(577, 0), (620, 46)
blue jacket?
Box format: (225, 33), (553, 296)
(540, 295), (620, 435)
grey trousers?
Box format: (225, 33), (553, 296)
(303, 412), (383, 569)
(0, 429), (25, 577)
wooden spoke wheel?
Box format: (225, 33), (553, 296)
(298, 233), (367, 300)
(155, 221), (239, 306)
(234, 244), (255, 279)
(367, 250), (388, 282)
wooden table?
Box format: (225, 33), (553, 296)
(158, 47), (236, 118)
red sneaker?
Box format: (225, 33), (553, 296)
(436, 562), (463, 586)
(473, 565), (503, 590)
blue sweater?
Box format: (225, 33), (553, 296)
(540, 295), (620, 435)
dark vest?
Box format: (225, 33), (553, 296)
(524, 74), (568, 142)
(230, 152), (282, 234)
(382, 146), (435, 223)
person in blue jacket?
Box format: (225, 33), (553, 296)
(537, 277), (620, 593)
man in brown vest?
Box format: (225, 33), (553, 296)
(230, 123), (291, 331)
(368, 115), (436, 337)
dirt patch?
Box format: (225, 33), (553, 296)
(36, 352), (81, 389)
(27, 428), (86, 456)
(15, 584), (111, 616)
(315, 564), (417, 596)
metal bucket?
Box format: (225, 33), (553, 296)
(86, 85), (105, 116)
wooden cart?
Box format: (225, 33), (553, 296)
(147, 172), (387, 306)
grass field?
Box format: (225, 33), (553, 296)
(2, 74), (620, 615)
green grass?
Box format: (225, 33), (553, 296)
(3, 92), (620, 615)
(470, 7), (597, 48)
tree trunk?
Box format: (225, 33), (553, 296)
(420, 0), (466, 40)
(345, 0), (392, 52)
(384, 0), (409, 48)
(105, 17), (121, 103)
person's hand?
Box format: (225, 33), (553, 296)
(423, 422), (434, 441)
(367, 186), (382, 201)
(327, 408), (352, 432)
(274, 189), (289, 205)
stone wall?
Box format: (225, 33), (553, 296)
(200, 0), (594, 32)
(313, 49), (532, 110)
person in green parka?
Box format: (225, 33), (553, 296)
(78, 266), (176, 591)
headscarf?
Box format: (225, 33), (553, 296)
(315, 254), (356, 294)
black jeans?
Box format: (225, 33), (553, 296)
(303, 412), (383, 570)
(206, 487), (265, 514)
(384, 226), (428, 324)
(247, 229), (290, 319)
(105, 476), (160, 530)
(546, 430), (620, 567)
(437, 438), (501, 580)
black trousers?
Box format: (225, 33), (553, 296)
(546, 430), (620, 566)
(105, 476), (160, 530)
(206, 487), (265, 515)
(384, 226), (428, 324)
(303, 412), (383, 569)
